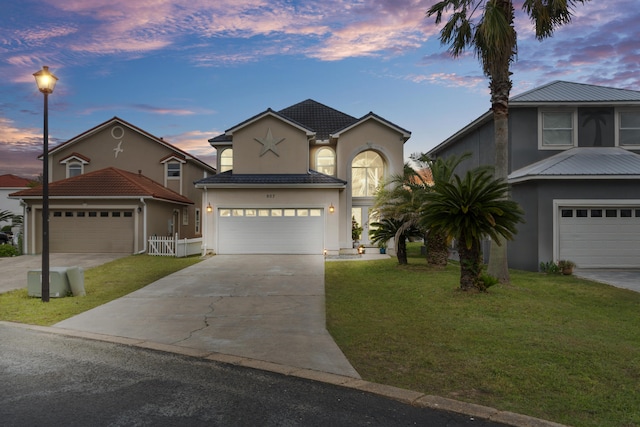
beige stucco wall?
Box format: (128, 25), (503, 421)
(47, 121), (212, 240)
(202, 188), (341, 254)
(334, 119), (405, 249)
(231, 116), (309, 175)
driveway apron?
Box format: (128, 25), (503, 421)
(54, 255), (360, 378)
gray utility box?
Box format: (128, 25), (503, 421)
(27, 267), (71, 298)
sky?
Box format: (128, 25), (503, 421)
(1, 0), (639, 178)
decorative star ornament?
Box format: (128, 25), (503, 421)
(255, 128), (284, 157)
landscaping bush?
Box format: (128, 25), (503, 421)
(0, 244), (19, 257)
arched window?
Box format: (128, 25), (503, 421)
(220, 148), (233, 172)
(315, 147), (335, 176)
(351, 151), (384, 197)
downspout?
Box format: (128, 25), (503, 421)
(136, 198), (147, 254)
(202, 188), (208, 256)
(19, 199), (27, 254)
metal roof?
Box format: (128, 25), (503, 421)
(508, 147), (640, 183)
(511, 81), (640, 103)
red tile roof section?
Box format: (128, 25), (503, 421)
(10, 167), (193, 204)
(0, 174), (34, 188)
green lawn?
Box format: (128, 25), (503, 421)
(2, 249), (638, 426)
(0, 254), (202, 325)
(325, 244), (640, 427)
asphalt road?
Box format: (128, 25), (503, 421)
(0, 324), (508, 427)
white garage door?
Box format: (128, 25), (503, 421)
(48, 209), (134, 253)
(218, 208), (324, 254)
(559, 206), (640, 268)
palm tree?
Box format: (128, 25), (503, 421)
(411, 152), (471, 266)
(373, 163), (427, 264)
(420, 166), (524, 291)
(427, 0), (589, 283)
(369, 218), (422, 265)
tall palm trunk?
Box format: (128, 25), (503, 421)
(485, 0), (514, 284)
(487, 95), (511, 283)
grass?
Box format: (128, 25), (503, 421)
(0, 254), (202, 326)
(326, 243), (640, 427)
(1, 248), (638, 426)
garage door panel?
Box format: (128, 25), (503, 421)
(559, 206), (640, 268)
(218, 208), (323, 254)
(49, 210), (134, 253)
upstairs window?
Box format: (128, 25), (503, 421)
(68, 162), (83, 178)
(618, 110), (640, 147)
(351, 151), (384, 197)
(220, 148), (233, 172)
(539, 110), (577, 148)
(315, 147), (336, 176)
(167, 162), (180, 178)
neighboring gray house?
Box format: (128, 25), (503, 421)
(428, 81), (640, 271)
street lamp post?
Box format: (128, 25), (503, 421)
(33, 66), (58, 303)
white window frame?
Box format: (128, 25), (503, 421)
(67, 161), (84, 178)
(315, 147), (336, 176)
(182, 207), (189, 225)
(219, 148), (233, 172)
(167, 162), (181, 179)
(538, 109), (578, 150)
(195, 208), (201, 234)
(615, 108), (640, 148)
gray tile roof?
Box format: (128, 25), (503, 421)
(277, 99), (359, 140)
(195, 170), (347, 187)
(511, 81), (640, 103)
(509, 147), (640, 183)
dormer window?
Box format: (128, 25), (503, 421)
(68, 162), (82, 178)
(220, 148), (233, 172)
(539, 109), (577, 149)
(167, 162), (181, 178)
(617, 109), (640, 147)
(315, 147), (335, 176)
(60, 153), (90, 178)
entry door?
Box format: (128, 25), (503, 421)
(351, 206), (378, 246)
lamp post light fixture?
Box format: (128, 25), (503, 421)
(33, 66), (58, 303)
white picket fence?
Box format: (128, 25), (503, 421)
(148, 234), (202, 257)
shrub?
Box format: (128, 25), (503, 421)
(540, 260), (560, 274)
(0, 244), (20, 257)
(479, 273), (499, 290)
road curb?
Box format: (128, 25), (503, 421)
(2, 321), (570, 427)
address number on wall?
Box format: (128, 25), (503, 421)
(266, 194), (276, 198)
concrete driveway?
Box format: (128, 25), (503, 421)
(54, 255), (360, 378)
(574, 269), (640, 293)
(0, 253), (128, 294)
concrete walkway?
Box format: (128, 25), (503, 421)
(54, 255), (360, 378)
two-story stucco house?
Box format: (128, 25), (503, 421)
(11, 117), (216, 254)
(428, 81), (640, 271)
(195, 99), (411, 255)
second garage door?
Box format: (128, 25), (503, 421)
(48, 209), (135, 253)
(218, 208), (324, 254)
(558, 206), (640, 268)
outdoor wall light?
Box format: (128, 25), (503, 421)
(206, 202), (213, 213)
(328, 203), (335, 214)
(33, 65), (58, 303)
